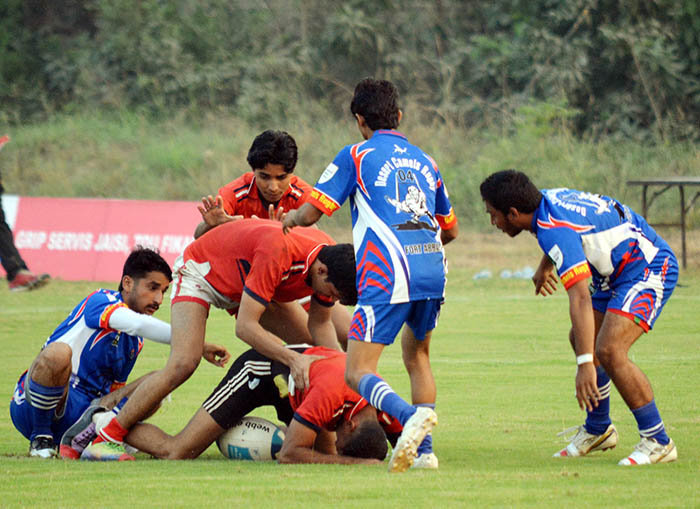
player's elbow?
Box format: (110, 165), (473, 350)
(441, 223), (458, 245)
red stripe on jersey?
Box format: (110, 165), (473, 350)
(537, 214), (595, 233)
(100, 302), (127, 329)
(350, 144), (374, 195)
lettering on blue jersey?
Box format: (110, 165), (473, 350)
(404, 244), (422, 255)
(546, 189), (612, 216)
(375, 160), (396, 187)
(423, 242), (441, 253)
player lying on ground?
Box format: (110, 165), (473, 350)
(480, 169), (678, 466)
(9, 247), (229, 459)
(123, 345), (407, 465)
(77, 219), (357, 460)
(194, 130), (351, 348)
(282, 78), (459, 472)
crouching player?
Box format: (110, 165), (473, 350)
(123, 345), (401, 465)
(9, 247), (229, 460)
(480, 169), (678, 466)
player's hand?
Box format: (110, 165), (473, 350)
(197, 195), (242, 226)
(289, 352), (323, 391)
(533, 263), (558, 296)
(281, 209), (297, 235)
(575, 362), (601, 412)
(268, 204), (285, 222)
(202, 342), (231, 367)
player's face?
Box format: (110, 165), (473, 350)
(334, 419), (353, 454)
(123, 271), (170, 315)
(485, 200), (522, 237)
(311, 273), (341, 302)
(254, 164), (291, 204)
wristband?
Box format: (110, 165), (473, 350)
(576, 353), (594, 365)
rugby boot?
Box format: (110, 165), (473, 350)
(388, 407), (438, 473)
(618, 437), (677, 466)
(29, 435), (57, 458)
(553, 423), (618, 458)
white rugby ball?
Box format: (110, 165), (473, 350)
(216, 416), (285, 461)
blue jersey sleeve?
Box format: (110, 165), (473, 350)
(537, 227), (592, 289)
(309, 145), (358, 216)
(81, 290), (123, 330)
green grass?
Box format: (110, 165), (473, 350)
(1, 260), (699, 508)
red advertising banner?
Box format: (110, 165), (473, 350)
(4, 196), (200, 282)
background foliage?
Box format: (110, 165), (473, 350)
(1, 0), (699, 141)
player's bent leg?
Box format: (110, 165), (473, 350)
(126, 409), (225, 460)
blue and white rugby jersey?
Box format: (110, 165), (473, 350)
(308, 130), (457, 304)
(13, 290), (144, 403)
(533, 188), (674, 291)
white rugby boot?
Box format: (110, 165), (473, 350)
(553, 423), (618, 458)
(618, 437), (677, 466)
(388, 407), (438, 473)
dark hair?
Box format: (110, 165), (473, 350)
(350, 78), (400, 131)
(119, 246), (172, 291)
(246, 130), (298, 173)
(479, 169), (542, 215)
(338, 419), (388, 460)
(317, 243), (357, 306)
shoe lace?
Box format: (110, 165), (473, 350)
(557, 425), (583, 443)
(634, 438), (660, 456)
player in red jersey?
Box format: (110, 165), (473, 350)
(80, 219), (357, 460)
(194, 130), (312, 237)
(123, 345), (401, 464)
(194, 129), (352, 348)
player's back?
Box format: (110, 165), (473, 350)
(538, 188), (673, 282)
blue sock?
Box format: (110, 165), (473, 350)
(358, 374), (415, 426)
(632, 399), (669, 445)
(27, 378), (64, 440)
(416, 403), (435, 455)
(584, 366), (612, 435)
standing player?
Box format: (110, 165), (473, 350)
(79, 219), (357, 460)
(9, 247), (229, 459)
(282, 78), (459, 472)
(194, 130), (351, 348)
(123, 345), (402, 465)
(480, 169), (678, 466)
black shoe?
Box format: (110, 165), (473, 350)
(29, 435), (57, 458)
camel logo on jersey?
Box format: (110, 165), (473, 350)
(386, 183), (438, 233)
(393, 144), (407, 154)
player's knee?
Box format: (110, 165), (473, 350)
(164, 356), (201, 387)
(33, 343), (72, 376)
(595, 342), (621, 368)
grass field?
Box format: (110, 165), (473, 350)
(1, 233), (699, 508)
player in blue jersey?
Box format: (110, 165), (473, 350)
(282, 78), (459, 472)
(480, 169), (678, 466)
(9, 247), (230, 460)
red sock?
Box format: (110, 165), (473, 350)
(93, 416), (128, 445)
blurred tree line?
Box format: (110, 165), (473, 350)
(1, 0), (698, 141)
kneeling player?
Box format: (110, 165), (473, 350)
(9, 247), (229, 460)
(123, 345), (402, 464)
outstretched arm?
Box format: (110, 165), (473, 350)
(194, 195), (243, 238)
(282, 202), (323, 234)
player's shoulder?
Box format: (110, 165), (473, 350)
(219, 172), (255, 196)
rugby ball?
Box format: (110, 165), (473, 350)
(216, 416), (285, 461)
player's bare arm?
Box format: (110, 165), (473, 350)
(202, 342), (230, 367)
(277, 420), (381, 465)
(236, 292), (321, 390)
(282, 202), (323, 234)
(533, 254), (559, 296)
(566, 278), (600, 412)
(440, 221), (459, 245)
(307, 297), (342, 351)
(194, 195), (243, 238)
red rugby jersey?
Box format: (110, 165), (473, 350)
(218, 172), (312, 218)
(183, 219), (334, 306)
(291, 346), (402, 436)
